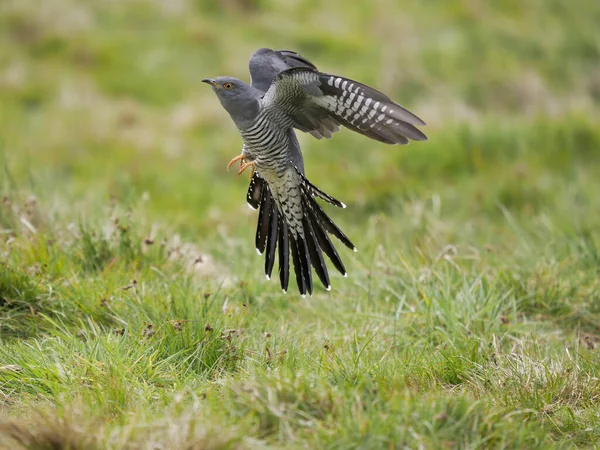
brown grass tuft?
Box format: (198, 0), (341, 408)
(0, 414), (99, 450)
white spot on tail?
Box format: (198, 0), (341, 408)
(247, 203), (257, 211)
(326, 285), (331, 291)
(265, 274), (270, 280)
(256, 248), (262, 255)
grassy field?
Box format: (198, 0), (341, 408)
(1, 0), (600, 448)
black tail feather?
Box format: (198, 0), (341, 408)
(247, 173), (265, 210)
(255, 186), (271, 254)
(308, 195), (355, 251)
(302, 214), (330, 289)
(302, 195), (346, 276)
(297, 175), (354, 251)
(278, 220), (290, 292)
(294, 166), (345, 208)
(298, 236), (313, 295)
(265, 206), (278, 279)
(250, 173), (353, 294)
(290, 237), (307, 295)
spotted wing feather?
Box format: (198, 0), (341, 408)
(264, 67), (427, 144)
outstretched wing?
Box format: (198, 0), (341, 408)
(249, 48), (318, 94)
(263, 67), (427, 144)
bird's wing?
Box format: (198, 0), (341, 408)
(249, 48), (318, 94)
(263, 67), (427, 143)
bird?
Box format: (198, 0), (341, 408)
(203, 48), (427, 296)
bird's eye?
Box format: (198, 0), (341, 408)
(223, 82), (233, 90)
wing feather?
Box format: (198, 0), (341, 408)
(249, 48), (318, 93)
(263, 67), (427, 144)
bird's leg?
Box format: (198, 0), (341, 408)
(238, 161), (256, 178)
(227, 154), (246, 171)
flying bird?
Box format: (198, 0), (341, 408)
(203, 48), (427, 295)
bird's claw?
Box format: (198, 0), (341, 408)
(238, 161), (255, 178)
(227, 154), (245, 171)
(227, 154), (255, 178)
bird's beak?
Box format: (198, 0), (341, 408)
(202, 78), (216, 86)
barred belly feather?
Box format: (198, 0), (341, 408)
(239, 108), (354, 296)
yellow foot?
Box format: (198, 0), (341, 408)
(227, 154), (255, 178)
(227, 154), (245, 171)
(238, 161), (255, 178)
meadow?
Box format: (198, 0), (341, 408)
(1, 0), (600, 448)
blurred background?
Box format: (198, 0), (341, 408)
(1, 0), (599, 280)
(1, 3), (600, 445)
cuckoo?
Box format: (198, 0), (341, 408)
(203, 48), (427, 295)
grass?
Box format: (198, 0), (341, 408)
(1, 0), (600, 448)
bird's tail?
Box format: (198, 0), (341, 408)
(247, 170), (355, 296)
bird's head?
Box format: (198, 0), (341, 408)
(202, 76), (260, 122)
(202, 76), (243, 93)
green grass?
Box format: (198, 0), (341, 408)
(1, 0), (600, 448)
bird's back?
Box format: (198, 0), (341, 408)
(249, 48), (318, 93)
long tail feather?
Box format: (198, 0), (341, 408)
(249, 170), (353, 294)
(255, 186), (271, 254)
(302, 194), (346, 276)
(308, 196), (355, 251)
(290, 237), (307, 296)
(265, 206), (278, 279)
(278, 220), (290, 292)
(294, 166), (345, 208)
(303, 214), (330, 289)
(298, 236), (313, 295)
(247, 173), (265, 210)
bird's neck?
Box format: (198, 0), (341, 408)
(223, 94), (261, 127)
